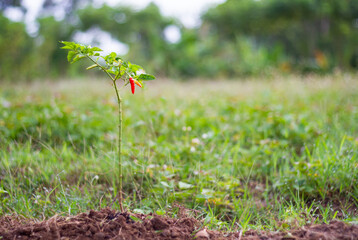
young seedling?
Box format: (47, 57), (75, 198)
(60, 41), (155, 212)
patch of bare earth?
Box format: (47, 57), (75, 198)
(1, 208), (357, 240)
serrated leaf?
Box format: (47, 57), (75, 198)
(138, 74), (155, 81)
(67, 51), (76, 62)
(178, 181), (193, 190)
(86, 64), (98, 70)
(129, 64), (143, 73)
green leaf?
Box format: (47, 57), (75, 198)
(67, 51), (76, 62)
(133, 209), (145, 214)
(91, 47), (103, 52)
(108, 69), (116, 75)
(129, 63), (143, 73)
(120, 65), (126, 75)
(110, 52), (117, 58)
(121, 61), (129, 68)
(178, 181), (193, 190)
(61, 46), (74, 50)
(60, 41), (75, 48)
(72, 54), (85, 63)
(160, 181), (170, 188)
(138, 74), (155, 81)
(156, 210), (166, 215)
(0, 188), (8, 194)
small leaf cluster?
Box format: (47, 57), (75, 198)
(60, 41), (155, 86)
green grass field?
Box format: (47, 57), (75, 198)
(1, 75), (358, 231)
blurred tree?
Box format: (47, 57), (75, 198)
(77, 3), (178, 75)
(34, 16), (75, 77)
(1, 0), (357, 81)
(0, 0), (24, 11)
(40, 0), (92, 19)
(203, 0), (358, 72)
(0, 13), (34, 80)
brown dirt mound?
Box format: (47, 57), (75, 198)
(208, 221), (358, 240)
(0, 208), (198, 240)
(0, 209), (357, 240)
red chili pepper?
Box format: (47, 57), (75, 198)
(129, 77), (135, 94)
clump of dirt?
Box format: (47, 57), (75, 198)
(1, 209), (358, 240)
(0, 208), (199, 240)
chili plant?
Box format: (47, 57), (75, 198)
(60, 41), (155, 211)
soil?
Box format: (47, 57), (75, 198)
(1, 208), (358, 240)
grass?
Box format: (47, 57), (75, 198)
(1, 74), (358, 231)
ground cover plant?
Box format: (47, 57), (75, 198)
(0, 75), (358, 238)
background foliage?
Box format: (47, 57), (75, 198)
(1, 0), (358, 81)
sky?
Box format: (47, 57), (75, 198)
(4, 0), (226, 54)
(5, 0), (225, 28)
(99, 0), (226, 27)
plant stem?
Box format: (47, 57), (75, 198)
(85, 55), (124, 212)
(112, 80), (124, 212)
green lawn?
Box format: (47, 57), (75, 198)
(1, 75), (357, 231)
